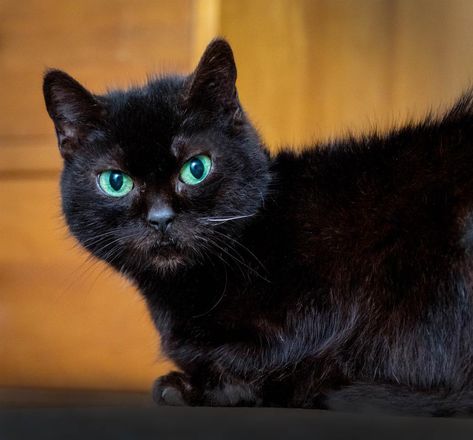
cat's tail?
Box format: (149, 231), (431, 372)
(325, 383), (473, 417)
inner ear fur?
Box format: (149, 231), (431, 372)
(43, 69), (105, 159)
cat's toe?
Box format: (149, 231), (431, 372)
(157, 385), (186, 406)
(152, 372), (193, 406)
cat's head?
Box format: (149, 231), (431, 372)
(43, 39), (270, 276)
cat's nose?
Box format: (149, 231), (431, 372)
(147, 206), (175, 234)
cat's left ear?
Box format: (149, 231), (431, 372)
(43, 69), (105, 160)
(186, 38), (240, 118)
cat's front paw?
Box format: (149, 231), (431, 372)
(152, 371), (195, 406)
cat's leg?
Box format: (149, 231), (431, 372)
(259, 359), (349, 409)
(153, 368), (473, 414)
(260, 362), (473, 415)
(324, 382), (473, 416)
(261, 371), (473, 415)
(152, 370), (262, 407)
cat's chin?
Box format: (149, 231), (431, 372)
(136, 239), (195, 275)
(151, 254), (187, 274)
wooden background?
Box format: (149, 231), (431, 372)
(1, 0), (473, 391)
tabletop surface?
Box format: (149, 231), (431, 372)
(2, 388), (473, 440)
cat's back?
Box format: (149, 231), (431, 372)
(268, 91), (473, 292)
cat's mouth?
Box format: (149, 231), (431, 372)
(153, 243), (177, 257)
(132, 229), (201, 272)
(148, 240), (188, 271)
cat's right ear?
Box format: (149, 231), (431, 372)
(43, 69), (105, 160)
(185, 38), (240, 118)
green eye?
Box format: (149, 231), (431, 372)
(180, 155), (212, 185)
(98, 170), (134, 197)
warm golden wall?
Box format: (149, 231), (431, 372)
(1, 0), (473, 391)
(0, 0), (194, 391)
(220, 0), (473, 148)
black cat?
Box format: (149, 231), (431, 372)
(43, 39), (473, 416)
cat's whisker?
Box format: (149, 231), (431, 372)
(201, 233), (270, 283)
(204, 236), (253, 281)
(201, 214), (255, 223)
(80, 233), (120, 248)
(58, 255), (101, 298)
(211, 229), (268, 274)
(91, 231), (143, 256)
(192, 265), (228, 318)
(194, 235), (233, 271)
(72, 228), (127, 252)
(195, 235), (246, 282)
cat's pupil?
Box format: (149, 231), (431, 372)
(190, 158), (204, 179)
(109, 172), (123, 191)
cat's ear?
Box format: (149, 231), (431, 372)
(186, 38), (240, 117)
(43, 69), (105, 160)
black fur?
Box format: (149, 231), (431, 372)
(43, 39), (473, 416)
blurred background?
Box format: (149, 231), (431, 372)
(1, 0), (473, 395)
